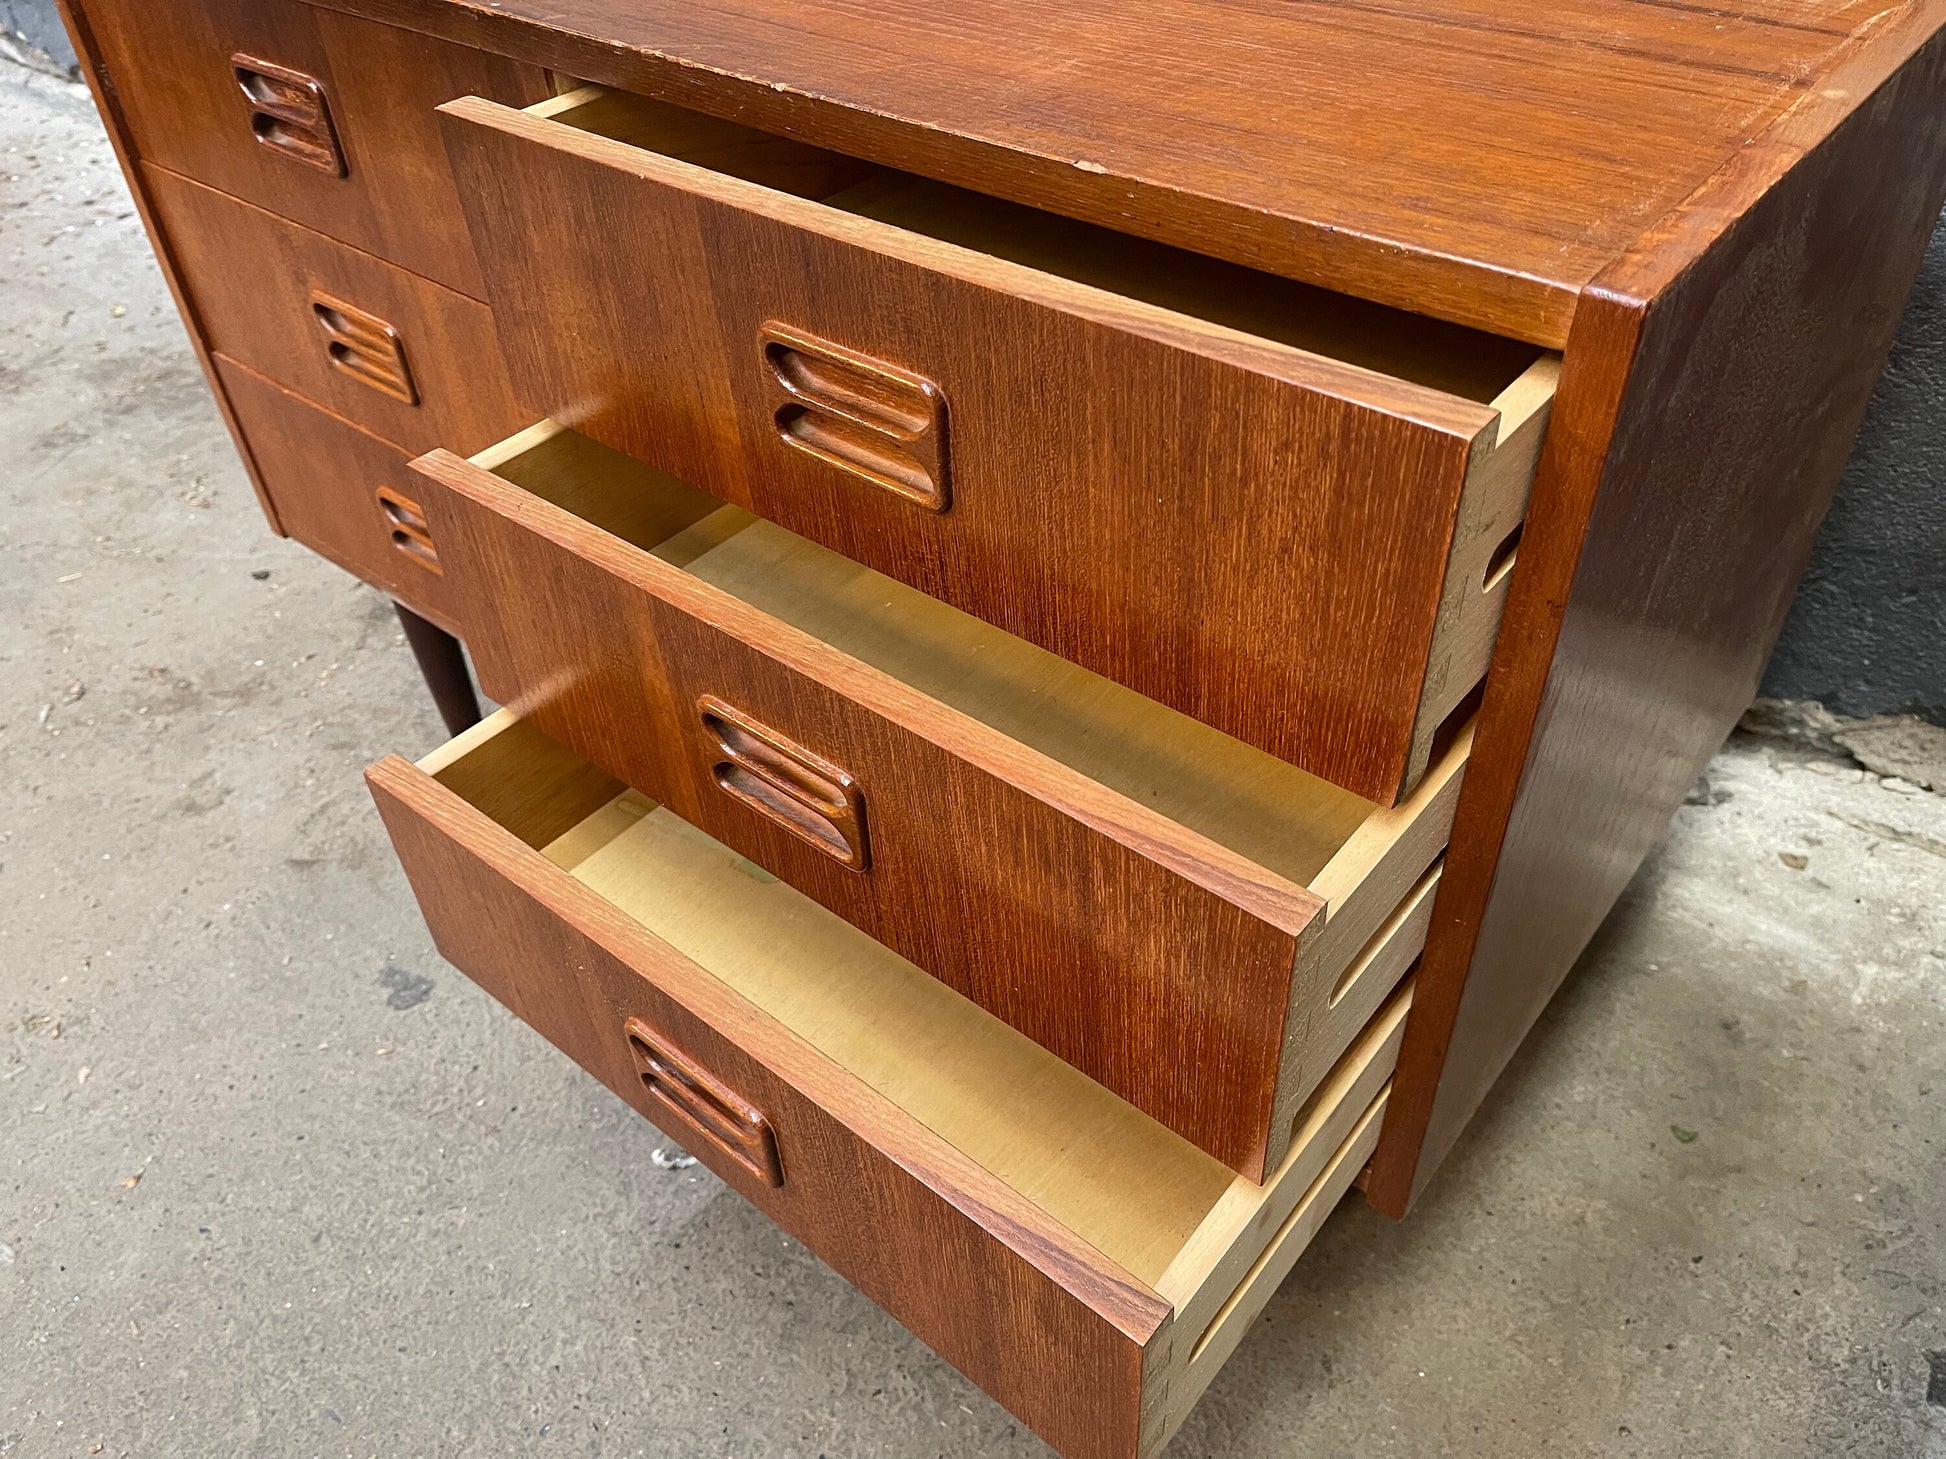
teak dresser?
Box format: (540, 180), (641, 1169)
(59, 0), (1946, 1451)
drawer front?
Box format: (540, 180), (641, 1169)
(85, 0), (550, 295)
(217, 356), (459, 630)
(413, 443), (1315, 1180)
(438, 93), (1553, 805)
(364, 748), (1166, 1459)
(369, 716), (1410, 1458)
(148, 166), (528, 456)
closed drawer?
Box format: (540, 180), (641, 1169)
(367, 709), (1412, 1459)
(410, 423), (1458, 1180)
(437, 86), (1558, 805)
(147, 166), (528, 456)
(216, 356), (458, 630)
(85, 0), (550, 295)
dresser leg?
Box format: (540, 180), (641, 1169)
(394, 602), (483, 736)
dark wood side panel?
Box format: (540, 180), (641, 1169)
(414, 449), (1313, 1180)
(366, 753), (1165, 1459)
(1370, 11), (1946, 1213)
(216, 356), (462, 632)
(143, 165), (528, 456)
(439, 98), (1497, 806)
(83, 0), (550, 296)
(55, 0), (283, 536)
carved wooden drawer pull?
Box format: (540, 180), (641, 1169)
(624, 1017), (783, 1187)
(374, 484), (440, 573)
(759, 323), (949, 511)
(232, 54), (347, 178)
(311, 292), (419, 404)
(698, 695), (869, 871)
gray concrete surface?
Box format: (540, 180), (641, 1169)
(4, 60), (1945, 1459)
(0, 1), (73, 76)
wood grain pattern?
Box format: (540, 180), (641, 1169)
(411, 430), (1461, 1178)
(440, 90), (1550, 804)
(697, 694), (871, 871)
(1369, 5), (1946, 1214)
(215, 355), (462, 632)
(368, 750), (1163, 1458)
(143, 166), (527, 456)
(622, 1012), (786, 1186)
(759, 320), (952, 512)
(84, 0), (550, 296)
(230, 52), (347, 176)
(367, 713), (1401, 1455)
(553, 790), (1237, 1289)
(70, 0), (1946, 1390)
(54, 0), (285, 536)
(308, 290), (419, 405)
(332, 0), (1886, 341)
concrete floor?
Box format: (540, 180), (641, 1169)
(4, 60), (1944, 1459)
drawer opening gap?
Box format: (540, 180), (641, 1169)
(1426, 679), (1485, 781)
(1483, 522), (1523, 591)
(537, 88), (1548, 404)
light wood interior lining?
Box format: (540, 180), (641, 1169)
(552, 787), (1237, 1285)
(423, 707), (623, 847)
(421, 713), (1406, 1308)
(489, 426), (1383, 889)
(544, 87), (1548, 404)
(1403, 355), (1562, 792)
(1158, 988), (1409, 1315)
(1147, 1088), (1389, 1455)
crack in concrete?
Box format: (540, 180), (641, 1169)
(1824, 809), (1946, 861)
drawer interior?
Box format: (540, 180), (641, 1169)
(482, 424), (1465, 902)
(533, 88), (1547, 404)
(422, 711), (1404, 1307)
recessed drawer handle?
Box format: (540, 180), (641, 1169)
(375, 484), (441, 574)
(232, 54), (347, 178)
(698, 695), (869, 871)
(312, 292), (419, 405)
(758, 323), (949, 512)
(623, 1016), (783, 1187)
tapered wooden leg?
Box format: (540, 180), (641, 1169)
(395, 602), (482, 736)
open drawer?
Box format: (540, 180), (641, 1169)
(367, 710), (1411, 1459)
(436, 85), (1558, 806)
(410, 423), (1459, 1180)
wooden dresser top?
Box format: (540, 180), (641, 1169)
(334, 0), (1935, 342)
